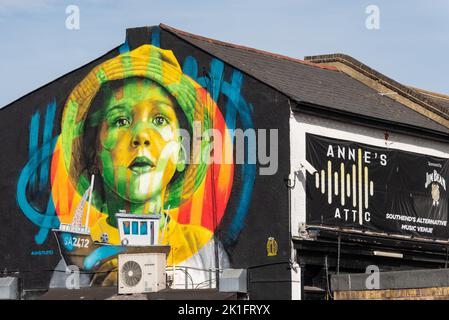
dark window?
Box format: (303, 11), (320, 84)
(132, 221), (139, 235)
(123, 221), (130, 235)
(140, 222), (148, 235)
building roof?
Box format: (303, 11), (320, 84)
(412, 87), (449, 112)
(3, 24), (449, 138)
(160, 24), (449, 137)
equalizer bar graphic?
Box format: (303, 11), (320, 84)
(314, 148), (374, 225)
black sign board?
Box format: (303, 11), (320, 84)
(306, 133), (449, 240)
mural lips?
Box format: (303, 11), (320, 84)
(129, 156), (155, 174)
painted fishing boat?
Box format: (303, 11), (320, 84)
(52, 175), (170, 274)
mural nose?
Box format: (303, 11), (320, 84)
(132, 131), (151, 147)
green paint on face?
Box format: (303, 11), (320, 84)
(101, 123), (119, 151)
(96, 78), (181, 214)
(116, 166), (127, 199)
(99, 149), (116, 192)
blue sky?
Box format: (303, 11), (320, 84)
(0, 0), (448, 107)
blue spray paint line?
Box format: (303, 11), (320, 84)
(209, 59), (224, 102)
(183, 56), (209, 88)
(182, 56), (199, 80)
(17, 136), (60, 244)
(83, 246), (125, 270)
(183, 57), (225, 102)
(222, 84), (257, 245)
(223, 70), (243, 139)
(151, 27), (161, 48)
(35, 196), (57, 244)
(195, 61), (224, 101)
(39, 100), (56, 191)
(28, 111), (40, 191)
(119, 41), (130, 54)
(225, 163), (256, 245)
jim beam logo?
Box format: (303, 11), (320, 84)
(313, 144), (387, 225)
(425, 169), (446, 207)
(266, 237), (278, 257)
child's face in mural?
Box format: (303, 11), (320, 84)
(97, 78), (182, 204)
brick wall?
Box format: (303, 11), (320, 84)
(334, 287), (449, 300)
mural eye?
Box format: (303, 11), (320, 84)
(115, 117), (131, 127)
(153, 115), (168, 127)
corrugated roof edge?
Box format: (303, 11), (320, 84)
(305, 53), (449, 121)
(159, 23), (338, 72)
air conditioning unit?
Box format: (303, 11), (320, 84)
(118, 253), (166, 295)
(0, 277), (19, 300)
(219, 269), (247, 293)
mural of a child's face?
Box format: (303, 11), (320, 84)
(97, 78), (182, 205)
